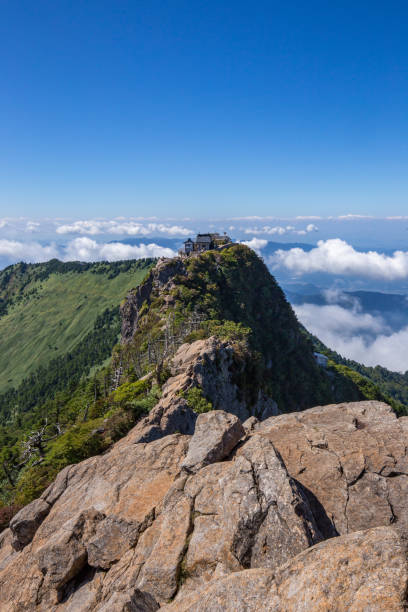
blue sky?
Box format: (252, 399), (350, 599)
(1, 1), (408, 218)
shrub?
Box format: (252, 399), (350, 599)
(206, 319), (251, 344)
(181, 387), (213, 414)
(0, 504), (21, 530)
(112, 379), (149, 405)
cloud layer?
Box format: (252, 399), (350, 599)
(273, 239), (408, 281)
(240, 238), (268, 253)
(294, 301), (408, 372)
(0, 240), (59, 262)
(55, 220), (191, 236)
(0, 238), (175, 264)
(64, 237), (175, 261)
(244, 223), (318, 236)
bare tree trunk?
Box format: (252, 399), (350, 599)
(2, 461), (15, 487)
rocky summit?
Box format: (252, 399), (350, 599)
(1, 247), (408, 610)
(2, 353), (408, 610)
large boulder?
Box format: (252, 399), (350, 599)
(0, 434), (189, 610)
(252, 401), (408, 536)
(181, 410), (245, 473)
(162, 526), (408, 611)
(164, 434), (330, 602)
(9, 498), (50, 550)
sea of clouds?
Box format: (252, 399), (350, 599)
(293, 300), (408, 373)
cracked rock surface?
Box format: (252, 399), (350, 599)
(162, 526), (408, 611)
(1, 401), (408, 610)
(181, 410), (245, 473)
(253, 400), (408, 536)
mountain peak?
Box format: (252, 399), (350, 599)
(117, 244), (332, 413)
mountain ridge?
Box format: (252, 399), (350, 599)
(1, 244), (406, 516)
(1, 245), (408, 609)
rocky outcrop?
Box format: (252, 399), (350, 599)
(2, 400), (408, 610)
(181, 410), (245, 473)
(252, 400), (408, 536)
(170, 338), (279, 422)
(162, 526), (408, 611)
(0, 434), (188, 610)
(120, 258), (186, 343)
(0, 406), (328, 610)
(172, 433), (328, 601)
(126, 338), (279, 446)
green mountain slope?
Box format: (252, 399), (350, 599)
(0, 259), (155, 391)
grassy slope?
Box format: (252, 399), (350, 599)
(0, 261), (154, 391)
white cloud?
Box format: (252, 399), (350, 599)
(336, 214), (374, 220)
(240, 238), (268, 253)
(244, 224), (318, 237)
(0, 240), (59, 262)
(56, 220), (104, 235)
(0, 237), (176, 265)
(273, 239), (408, 280)
(322, 288), (359, 308)
(244, 226), (285, 236)
(56, 220), (191, 236)
(25, 221), (40, 232)
(63, 237), (176, 261)
(294, 302), (408, 372)
(294, 303), (387, 337)
(230, 216), (275, 221)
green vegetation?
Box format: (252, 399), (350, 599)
(0, 258), (156, 513)
(181, 387), (213, 414)
(120, 245), (336, 411)
(0, 363), (161, 508)
(0, 306), (120, 421)
(328, 361), (405, 413)
(0, 258), (154, 391)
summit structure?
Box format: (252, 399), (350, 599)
(179, 232), (232, 255)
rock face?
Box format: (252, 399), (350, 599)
(0, 434), (189, 610)
(1, 400), (408, 610)
(125, 337), (279, 445)
(162, 526), (408, 612)
(120, 258), (186, 343)
(181, 410), (245, 473)
(253, 400), (408, 536)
